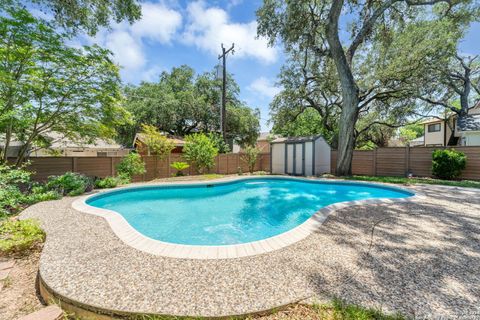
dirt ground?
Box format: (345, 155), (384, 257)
(0, 248), (45, 320)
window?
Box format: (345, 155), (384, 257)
(428, 123), (441, 133)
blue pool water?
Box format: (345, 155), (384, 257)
(86, 178), (413, 246)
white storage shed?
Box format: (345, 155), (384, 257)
(270, 136), (331, 176)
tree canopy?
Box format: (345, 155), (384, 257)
(121, 65), (260, 148)
(1, 0), (141, 35)
(0, 8), (131, 164)
(258, 0), (479, 175)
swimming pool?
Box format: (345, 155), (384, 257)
(85, 177), (413, 247)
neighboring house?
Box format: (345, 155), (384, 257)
(409, 135), (425, 147)
(1, 132), (130, 157)
(422, 104), (480, 147)
(133, 133), (185, 155)
(256, 132), (274, 152)
(238, 132), (277, 153)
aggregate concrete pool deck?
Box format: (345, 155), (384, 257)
(21, 178), (480, 318)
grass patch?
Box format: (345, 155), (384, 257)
(335, 175), (480, 189)
(0, 219), (45, 255)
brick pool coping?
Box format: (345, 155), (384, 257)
(72, 175), (424, 260)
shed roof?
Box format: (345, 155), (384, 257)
(271, 135), (325, 144)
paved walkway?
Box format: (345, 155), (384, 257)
(21, 181), (480, 318)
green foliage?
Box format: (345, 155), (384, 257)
(140, 124), (175, 158)
(432, 149), (467, 180)
(120, 65), (259, 147)
(207, 132), (230, 153)
(0, 219), (45, 255)
(0, 164), (31, 216)
(170, 162), (190, 177)
(183, 133), (219, 174)
(241, 145), (260, 173)
(46, 172), (93, 196)
(0, 164), (62, 217)
(2, 0), (141, 35)
(340, 175), (480, 189)
(116, 153), (146, 182)
(95, 176), (119, 189)
(0, 7), (131, 164)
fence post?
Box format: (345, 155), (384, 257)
(72, 157), (78, 173)
(236, 154), (240, 172)
(110, 157), (114, 176)
(372, 149), (377, 176)
(405, 147), (408, 176)
(226, 154), (229, 174)
(167, 153), (171, 177)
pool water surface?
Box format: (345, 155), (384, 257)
(86, 178), (413, 246)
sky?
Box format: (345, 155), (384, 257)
(73, 1), (480, 132)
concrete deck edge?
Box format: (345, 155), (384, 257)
(38, 274), (308, 319)
(72, 176), (422, 260)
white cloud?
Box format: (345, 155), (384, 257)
(78, 2), (182, 81)
(183, 1), (278, 64)
(247, 77), (281, 98)
(105, 30), (146, 71)
(131, 2), (182, 43)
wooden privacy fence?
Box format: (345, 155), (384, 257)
(331, 146), (480, 180)
(17, 153), (271, 182)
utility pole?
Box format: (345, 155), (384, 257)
(218, 43), (234, 141)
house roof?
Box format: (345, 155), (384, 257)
(457, 114), (480, 132)
(0, 132), (125, 150)
(134, 133), (185, 146)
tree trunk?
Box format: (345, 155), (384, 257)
(1, 121), (13, 163)
(326, 0), (360, 176)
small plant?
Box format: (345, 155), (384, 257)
(183, 133), (219, 174)
(432, 149), (467, 180)
(95, 176), (119, 189)
(241, 145), (260, 173)
(237, 166), (243, 175)
(46, 172), (93, 196)
(116, 153), (146, 182)
(170, 162), (190, 176)
(0, 219), (45, 255)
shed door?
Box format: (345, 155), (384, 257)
(294, 143), (304, 175)
(286, 144), (294, 174)
(286, 143), (304, 175)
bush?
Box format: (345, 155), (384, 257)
(0, 164), (33, 216)
(241, 145), (260, 173)
(183, 133), (219, 174)
(0, 219), (45, 255)
(95, 176), (119, 189)
(170, 162), (190, 176)
(432, 149), (467, 180)
(116, 153), (146, 182)
(46, 172), (93, 196)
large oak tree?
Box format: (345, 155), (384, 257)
(258, 0), (478, 175)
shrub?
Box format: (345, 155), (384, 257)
(183, 133), (219, 174)
(95, 176), (119, 189)
(207, 132), (230, 153)
(170, 162), (190, 176)
(116, 153), (146, 182)
(0, 164), (33, 216)
(432, 149), (467, 180)
(46, 172), (93, 196)
(241, 145), (260, 173)
(140, 124), (175, 158)
(0, 219), (45, 255)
